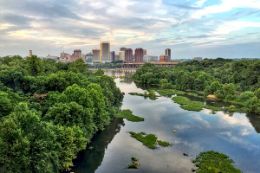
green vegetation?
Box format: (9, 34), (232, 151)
(193, 151), (241, 173)
(128, 157), (140, 169)
(115, 109), (144, 122)
(133, 59), (260, 115)
(129, 132), (171, 149)
(0, 55), (123, 172)
(157, 140), (171, 147)
(129, 90), (158, 100)
(172, 96), (204, 111)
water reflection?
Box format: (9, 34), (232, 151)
(72, 118), (124, 173)
(72, 73), (260, 173)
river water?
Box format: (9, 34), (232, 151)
(72, 71), (260, 173)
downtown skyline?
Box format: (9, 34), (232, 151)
(0, 0), (260, 58)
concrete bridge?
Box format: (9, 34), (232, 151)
(122, 61), (179, 68)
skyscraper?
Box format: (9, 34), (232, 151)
(92, 49), (101, 63)
(125, 48), (133, 62)
(135, 48), (144, 62)
(111, 51), (116, 62)
(165, 48), (171, 60)
(118, 51), (125, 61)
(100, 42), (111, 63)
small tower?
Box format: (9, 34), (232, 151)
(29, 50), (33, 57)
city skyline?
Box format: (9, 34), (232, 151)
(0, 0), (260, 58)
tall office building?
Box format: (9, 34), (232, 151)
(92, 49), (101, 63)
(118, 51), (125, 61)
(160, 55), (170, 62)
(100, 42), (111, 63)
(71, 49), (82, 61)
(111, 51), (116, 62)
(165, 48), (171, 60)
(144, 49), (147, 56)
(125, 48), (133, 62)
(135, 48), (144, 62)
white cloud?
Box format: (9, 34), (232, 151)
(212, 21), (260, 35)
(192, 0), (260, 19)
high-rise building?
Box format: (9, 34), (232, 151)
(118, 51), (125, 61)
(100, 42), (111, 63)
(144, 55), (158, 62)
(92, 49), (101, 63)
(135, 48), (144, 62)
(85, 52), (93, 64)
(111, 51), (116, 62)
(125, 48), (133, 62)
(165, 48), (171, 60)
(120, 47), (127, 51)
(71, 49), (82, 61)
(159, 55), (170, 62)
(144, 49), (147, 56)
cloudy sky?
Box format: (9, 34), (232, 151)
(0, 0), (260, 58)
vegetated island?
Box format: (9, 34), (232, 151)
(193, 151), (241, 173)
(129, 89), (158, 100)
(115, 109), (144, 122)
(129, 132), (171, 149)
(0, 56), (123, 172)
(133, 59), (260, 115)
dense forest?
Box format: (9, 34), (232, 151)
(133, 58), (260, 114)
(0, 56), (123, 173)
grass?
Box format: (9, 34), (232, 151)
(129, 132), (171, 149)
(115, 109), (144, 122)
(156, 89), (185, 97)
(129, 90), (158, 100)
(130, 132), (157, 149)
(204, 104), (223, 112)
(172, 96), (204, 111)
(193, 151), (241, 173)
(157, 140), (171, 147)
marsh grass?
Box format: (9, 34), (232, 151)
(115, 109), (144, 122)
(129, 132), (171, 149)
(172, 96), (204, 111)
(193, 151), (241, 173)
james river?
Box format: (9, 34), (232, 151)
(72, 70), (260, 173)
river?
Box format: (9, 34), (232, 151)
(72, 71), (260, 173)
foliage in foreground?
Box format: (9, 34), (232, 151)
(129, 132), (171, 149)
(193, 151), (241, 173)
(115, 109), (144, 122)
(0, 56), (123, 172)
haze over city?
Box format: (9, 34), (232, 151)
(0, 0), (260, 58)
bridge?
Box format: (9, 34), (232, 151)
(122, 61), (179, 68)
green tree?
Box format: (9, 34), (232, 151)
(0, 91), (12, 117)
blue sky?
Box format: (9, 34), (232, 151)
(0, 0), (260, 58)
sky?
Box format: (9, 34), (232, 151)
(0, 0), (260, 59)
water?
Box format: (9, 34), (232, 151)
(72, 73), (260, 173)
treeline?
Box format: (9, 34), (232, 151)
(0, 55), (123, 172)
(133, 58), (260, 114)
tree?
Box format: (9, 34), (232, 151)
(0, 103), (58, 173)
(0, 91), (12, 117)
(46, 102), (94, 137)
(26, 56), (43, 76)
(87, 83), (109, 130)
